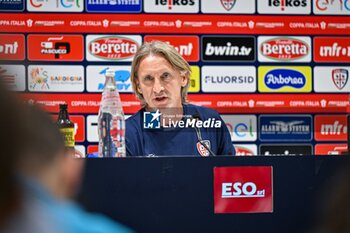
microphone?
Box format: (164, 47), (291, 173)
(188, 113), (216, 156)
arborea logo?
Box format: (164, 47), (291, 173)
(214, 166), (273, 213)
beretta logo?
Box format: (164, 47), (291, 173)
(314, 37), (350, 63)
(202, 36), (255, 62)
(28, 0), (83, 12)
(27, 35), (84, 61)
(259, 144), (313, 156)
(258, 66), (312, 92)
(314, 66), (350, 93)
(214, 166), (273, 213)
(86, 35), (141, 61)
(258, 0), (310, 14)
(259, 115), (312, 141)
(144, 0), (199, 13)
(144, 35), (199, 62)
(0, 34), (25, 60)
(86, 0), (142, 12)
(0, 0), (24, 11)
(258, 36), (311, 62)
(314, 115), (348, 141)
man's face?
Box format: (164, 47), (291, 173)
(136, 55), (187, 110)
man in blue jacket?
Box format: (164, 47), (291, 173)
(126, 41), (235, 157)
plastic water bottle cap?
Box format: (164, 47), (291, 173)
(105, 69), (115, 77)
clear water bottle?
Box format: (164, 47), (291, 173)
(98, 69), (126, 157)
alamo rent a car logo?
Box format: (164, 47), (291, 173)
(27, 0), (83, 12)
(144, 35), (199, 62)
(258, 36), (311, 62)
(258, 0), (311, 14)
(202, 36), (255, 62)
(259, 144), (313, 156)
(28, 65), (84, 92)
(0, 0), (24, 11)
(144, 0), (199, 13)
(314, 37), (350, 62)
(313, 0), (350, 15)
(214, 166), (273, 213)
(86, 65), (132, 93)
(314, 115), (348, 141)
(258, 66), (312, 92)
(0, 34), (25, 60)
(314, 66), (350, 93)
(86, 35), (141, 61)
(259, 115), (312, 141)
(86, 0), (141, 12)
(27, 35), (84, 61)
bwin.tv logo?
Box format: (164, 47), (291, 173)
(143, 110), (161, 129)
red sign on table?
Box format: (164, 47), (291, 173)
(214, 166), (273, 213)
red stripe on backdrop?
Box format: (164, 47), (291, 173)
(18, 93), (350, 114)
(1, 14), (349, 34)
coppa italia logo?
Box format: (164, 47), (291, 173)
(86, 35), (141, 61)
(314, 115), (348, 141)
(314, 37), (350, 62)
(202, 36), (255, 62)
(315, 144), (348, 155)
(144, 35), (199, 62)
(258, 36), (311, 62)
(214, 166), (273, 213)
(314, 0), (350, 15)
(27, 0), (83, 12)
(258, 66), (312, 92)
(314, 67), (350, 93)
(0, 34), (25, 60)
(27, 35), (84, 61)
(144, 0), (199, 13)
(258, 0), (310, 14)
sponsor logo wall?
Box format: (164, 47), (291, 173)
(0, 1), (349, 156)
